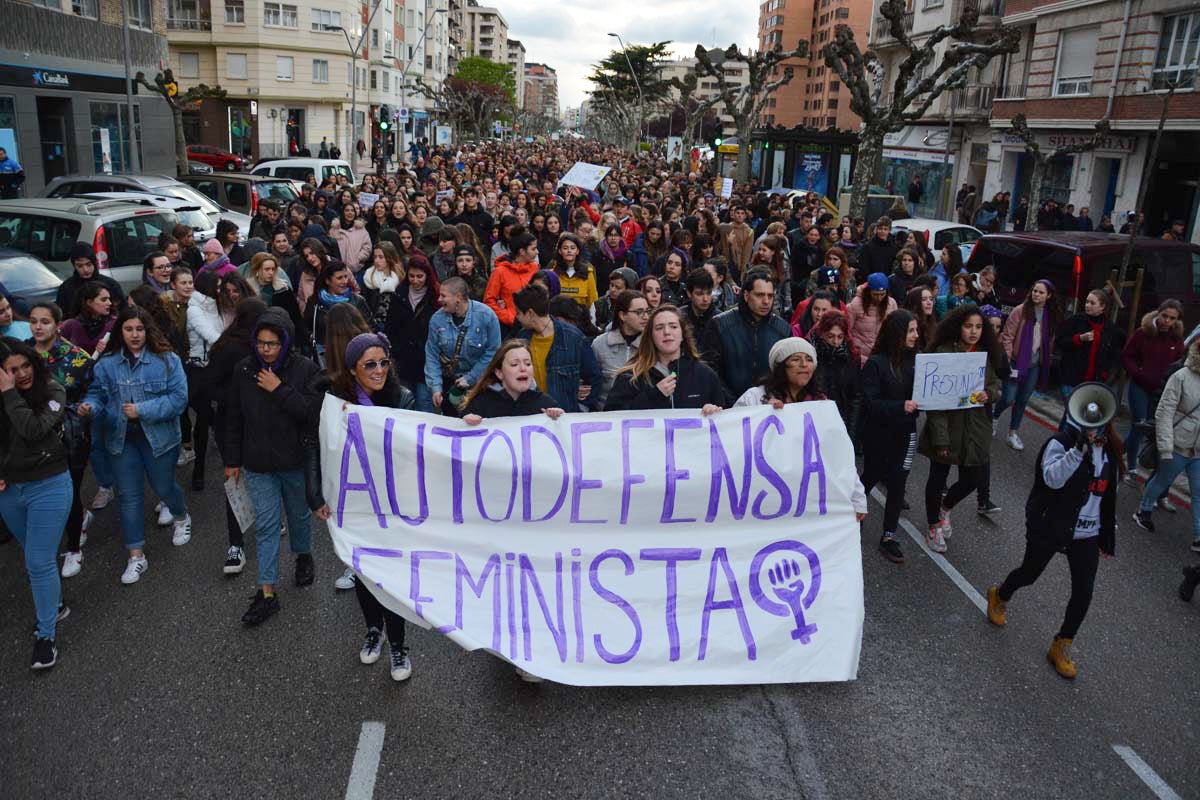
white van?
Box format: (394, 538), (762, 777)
(250, 158), (356, 186)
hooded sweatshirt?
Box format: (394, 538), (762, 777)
(484, 255), (539, 327)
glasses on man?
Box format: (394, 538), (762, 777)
(359, 358), (392, 372)
(255, 339), (282, 351)
(630, 308), (651, 317)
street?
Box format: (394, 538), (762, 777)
(1, 402), (1196, 800)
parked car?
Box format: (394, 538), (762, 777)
(73, 192), (216, 243)
(250, 158), (355, 185)
(0, 197), (179, 289)
(891, 218), (983, 262)
(187, 160), (215, 175)
(0, 248), (63, 309)
(180, 172), (300, 218)
(187, 144), (246, 172)
(43, 174), (251, 241)
(966, 231), (1200, 330)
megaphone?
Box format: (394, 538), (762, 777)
(1066, 382), (1118, 430)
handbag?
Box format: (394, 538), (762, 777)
(439, 322), (469, 407)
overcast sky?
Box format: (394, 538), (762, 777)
(486, 0), (759, 112)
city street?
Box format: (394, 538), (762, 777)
(2, 403), (1196, 800)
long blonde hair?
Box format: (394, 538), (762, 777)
(615, 304), (701, 382)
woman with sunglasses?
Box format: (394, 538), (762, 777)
(308, 333), (415, 681)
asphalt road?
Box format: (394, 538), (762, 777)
(1, 405), (1197, 800)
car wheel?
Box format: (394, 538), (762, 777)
(226, 161), (237, 171)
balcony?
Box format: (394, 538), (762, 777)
(962, 0), (1004, 17)
(167, 15), (211, 30)
(873, 12), (914, 42)
(950, 84), (995, 113)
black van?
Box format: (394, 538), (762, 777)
(966, 231), (1200, 329)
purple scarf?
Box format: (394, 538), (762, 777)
(1014, 304), (1053, 388)
(355, 384), (374, 406)
(599, 237), (627, 262)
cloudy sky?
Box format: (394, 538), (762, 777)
(485, 0), (759, 112)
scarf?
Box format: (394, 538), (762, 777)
(599, 237), (627, 261)
(355, 384), (375, 406)
(202, 255), (232, 275)
(812, 334), (850, 366)
(318, 287), (353, 308)
(80, 312), (110, 339)
(364, 269), (400, 293)
(408, 285), (428, 307)
(1014, 304), (1052, 388)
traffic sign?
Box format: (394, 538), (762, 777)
(397, 107), (410, 121)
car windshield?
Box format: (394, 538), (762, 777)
(936, 227), (982, 249)
(177, 209), (213, 230)
(255, 182), (299, 204)
(154, 184), (225, 215)
(0, 253), (63, 294)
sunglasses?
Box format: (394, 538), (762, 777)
(359, 358), (391, 372)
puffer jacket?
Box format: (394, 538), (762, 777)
(1155, 355), (1200, 458)
(483, 256), (539, 329)
(222, 307), (321, 474)
(846, 291), (898, 366)
(591, 329), (639, 409)
(0, 381), (68, 484)
(331, 217), (372, 270)
(1122, 310), (1185, 395)
(187, 293), (226, 366)
(917, 340), (1003, 466)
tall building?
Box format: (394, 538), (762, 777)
(659, 56), (749, 140)
(561, 106), (581, 130)
(447, 0), (463, 72)
(523, 62), (558, 118)
(3, 0), (177, 192)
(758, 0), (870, 130)
(401, 0), (452, 145)
(464, 4), (509, 62)
(506, 39), (526, 109)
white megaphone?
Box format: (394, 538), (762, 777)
(1066, 382), (1117, 430)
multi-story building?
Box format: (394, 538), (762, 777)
(866, 0), (1005, 218)
(446, 0), (463, 72)
(507, 39), (526, 109)
(561, 106), (581, 130)
(658, 56), (749, 140)
(3, 0), (177, 193)
(987, 0), (1200, 239)
(463, 4), (508, 62)
(398, 0), (450, 147)
(523, 62), (558, 118)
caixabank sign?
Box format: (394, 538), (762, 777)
(0, 63), (134, 95)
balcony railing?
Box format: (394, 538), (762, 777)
(167, 15), (211, 30)
(873, 12), (914, 42)
(993, 82), (1027, 100)
(950, 84), (996, 113)
(962, 0), (1005, 16)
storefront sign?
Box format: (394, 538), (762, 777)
(1002, 132), (1136, 153)
(0, 63), (134, 94)
(884, 125), (950, 152)
(882, 148), (955, 164)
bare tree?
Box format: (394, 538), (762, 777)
(1006, 114), (1111, 232)
(822, 0), (1017, 219)
(136, 69), (227, 177)
(693, 42), (809, 184)
(668, 74), (720, 152)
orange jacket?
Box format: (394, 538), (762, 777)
(484, 256), (539, 326)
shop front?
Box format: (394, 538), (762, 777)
(749, 127), (858, 201)
(879, 124), (961, 220)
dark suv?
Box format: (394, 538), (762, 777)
(966, 231), (1200, 330)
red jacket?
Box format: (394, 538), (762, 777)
(1121, 311), (1185, 394)
(484, 256), (539, 327)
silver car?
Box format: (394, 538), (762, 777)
(74, 191), (216, 243)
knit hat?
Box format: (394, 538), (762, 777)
(867, 272), (889, 292)
(610, 266), (639, 288)
(68, 242), (95, 263)
(452, 244), (477, 260)
(768, 336), (818, 371)
(202, 238), (225, 255)
(345, 332), (391, 370)
(980, 304), (1003, 320)
(813, 266), (839, 287)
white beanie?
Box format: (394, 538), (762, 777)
(769, 337), (817, 371)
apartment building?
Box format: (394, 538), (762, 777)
(987, 0), (1200, 238)
(658, 56), (749, 139)
(399, 0), (452, 148)
(2, 0), (177, 193)
(463, 4), (508, 62)
(523, 62), (558, 117)
(758, 0), (871, 131)
(507, 39), (526, 108)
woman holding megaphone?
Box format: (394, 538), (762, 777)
(986, 381), (1122, 680)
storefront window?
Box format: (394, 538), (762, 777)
(1014, 153), (1073, 207)
(91, 102), (130, 174)
(229, 107), (252, 158)
(879, 155), (953, 219)
(0, 97), (18, 166)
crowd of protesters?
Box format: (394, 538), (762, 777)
(1, 138), (1197, 681)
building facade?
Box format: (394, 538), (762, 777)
(523, 62), (557, 118)
(463, 4), (508, 62)
(506, 38), (525, 109)
(658, 56), (748, 140)
(2, 0), (177, 194)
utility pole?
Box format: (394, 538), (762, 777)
(336, 0), (385, 172)
(119, 0), (140, 171)
(399, 8), (446, 165)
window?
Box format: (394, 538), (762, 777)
(372, 29), (379, 47)
(264, 2), (297, 27)
(1054, 26), (1099, 96)
(382, 71), (389, 91)
(227, 53), (248, 79)
(826, 116), (836, 127)
(827, 98), (838, 109)
(0, 214), (82, 262)
(31, 0), (61, 9)
(127, 0), (152, 29)
(384, 32), (393, 57)
(346, 61), (353, 85)
(313, 59), (329, 83)
(370, 70), (377, 90)
(178, 52), (200, 78)
(225, 0), (244, 23)
(311, 8), (341, 31)
(72, 0), (98, 18)
(1153, 13), (1200, 89)
(923, 0), (943, 8)
(276, 56), (294, 81)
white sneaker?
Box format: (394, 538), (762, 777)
(360, 628), (384, 664)
(120, 555), (149, 584)
(176, 447), (196, 466)
(389, 644), (412, 681)
(991, 419), (998, 437)
(91, 486), (115, 510)
(156, 501), (173, 527)
(172, 514), (192, 546)
(334, 567), (357, 591)
(938, 507), (953, 539)
(1006, 431), (1024, 451)
(61, 551), (83, 578)
(925, 524), (948, 554)
(80, 511), (93, 547)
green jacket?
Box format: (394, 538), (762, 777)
(918, 341), (1002, 466)
(0, 381), (68, 484)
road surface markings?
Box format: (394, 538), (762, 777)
(1112, 745), (1182, 800)
(346, 721), (386, 800)
(869, 487), (987, 614)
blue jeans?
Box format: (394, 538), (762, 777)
(0, 471), (71, 639)
(1058, 384), (1075, 431)
(1139, 454), (1200, 541)
(244, 468), (312, 586)
(1123, 383), (1152, 470)
(112, 428), (186, 551)
(90, 426), (115, 488)
(412, 382), (435, 413)
(992, 365), (1040, 432)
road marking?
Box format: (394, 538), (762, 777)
(346, 721), (386, 800)
(1112, 745), (1182, 800)
(869, 487), (987, 614)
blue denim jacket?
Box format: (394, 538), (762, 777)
(84, 349), (188, 458)
(423, 300), (501, 389)
(519, 318), (603, 411)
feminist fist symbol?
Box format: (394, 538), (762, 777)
(767, 557), (818, 644)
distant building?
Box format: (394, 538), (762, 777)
(464, 5), (509, 63)
(658, 57), (748, 140)
(507, 39), (526, 109)
(523, 63), (558, 118)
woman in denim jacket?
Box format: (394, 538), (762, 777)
(80, 306), (191, 585)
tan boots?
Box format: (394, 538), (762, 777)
(986, 586), (1007, 627)
(1046, 636), (1077, 679)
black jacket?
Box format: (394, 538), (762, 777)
(813, 340), (862, 437)
(1055, 313), (1126, 386)
(701, 304), (791, 406)
(591, 248), (627, 290)
(464, 385), (559, 418)
(786, 234), (823, 296)
(303, 293), (371, 353)
(207, 338), (254, 449)
(223, 308), (322, 473)
(452, 207), (495, 245)
(1025, 431), (1117, 555)
(856, 236), (898, 282)
(55, 273), (125, 318)
(384, 285), (437, 385)
(605, 357), (724, 411)
(860, 352), (918, 444)
(682, 303), (715, 345)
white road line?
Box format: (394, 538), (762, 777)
(346, 721), (386, 800)
(1112, 745), (1183, 800)
(869, 487), (987, 614)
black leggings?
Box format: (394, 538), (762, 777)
(860, 432), (916, 537)
(62, 462), (87, 553)
(999, 535), (1099, 639)
(925, 461), (987, 525)
(185, 366), (212, 473)
(355, 578), (406, 647)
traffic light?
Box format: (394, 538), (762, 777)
(709, 133), (723, 151)
(379, 105), (391, 131)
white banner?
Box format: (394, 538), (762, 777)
(558, 161), (612, 190)
(913, 351), (988, 410)
(319, 397), (864, 686)
(357, 191), (380, 210)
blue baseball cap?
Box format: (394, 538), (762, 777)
(867, 272), (889, 292)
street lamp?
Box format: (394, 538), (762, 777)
(398, 7), (446, 164)
(334, 0), (385, 169)
(608, 32), (644, 151)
